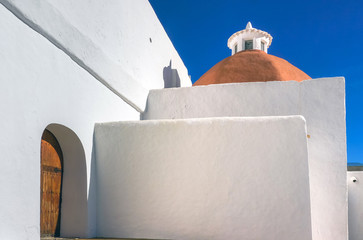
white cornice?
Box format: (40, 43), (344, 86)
(227, 27), (273, 48)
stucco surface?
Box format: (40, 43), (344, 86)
(142, 78), (347, 240)
(347, 171), (363, 240)
(0, 4), (139, 239)
(95, 116), (311, 240)
(0, 0), (191, 111)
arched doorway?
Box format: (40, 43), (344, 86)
(40, 123), (88, 238)
(40, 129), (63, 237)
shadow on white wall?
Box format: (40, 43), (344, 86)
(46, 123), (88, 238)
(163, 60), (181, 88)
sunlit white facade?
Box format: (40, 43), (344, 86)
(0, 1), (358, 240)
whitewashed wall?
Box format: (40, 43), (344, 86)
(348, 170), (363, 240)
(95, 116), (311, 240)
(0, 0), (192, 238)
(0, 0), (191, 111)
(0, 3), (139, 239)
(142, 78), (347, 240)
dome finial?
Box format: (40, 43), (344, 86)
(246, 21), (252, 29)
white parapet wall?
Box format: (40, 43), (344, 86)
(347, 170), (363, 240)
(142, 77), (347, 240)
(95, 116), (312, 240)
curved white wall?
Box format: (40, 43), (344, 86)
(95, 116), (312, 240)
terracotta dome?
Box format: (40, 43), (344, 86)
(193, 50), (311, 86)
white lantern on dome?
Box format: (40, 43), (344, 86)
(227, 22), (273, 55)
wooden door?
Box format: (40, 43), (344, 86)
(40, 129), (63, 237)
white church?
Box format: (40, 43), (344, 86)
(0, 1), (362, 240)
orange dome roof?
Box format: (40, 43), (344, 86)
(193, 50), (311, 86)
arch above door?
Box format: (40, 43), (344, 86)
(40, 123), (88, 238)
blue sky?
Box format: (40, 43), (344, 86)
(149, 0), (363, 165)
